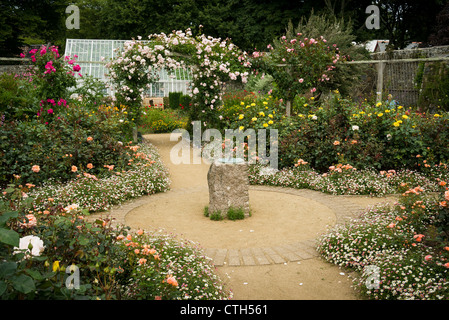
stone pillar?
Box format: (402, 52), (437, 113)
(207, 158), (250, 219)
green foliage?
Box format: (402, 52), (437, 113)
(0, 73), (38, 120)
(74, 75), (108, 108)
(204, 206), (246, 221)
(416, 61), (449, 112)
(168, 92), (182, 109)
(139, 107), (187, 134)
(0, 185), (131, 300)
(0, 105), (132, 187)
(226, 207), (245, 220)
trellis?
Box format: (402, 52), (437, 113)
(63, 39), (192, 97)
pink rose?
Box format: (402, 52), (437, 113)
(73, 64), (81, 72)
(47, 108), (53, 114)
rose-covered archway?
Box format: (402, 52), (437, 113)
(106, 29), (252, 132)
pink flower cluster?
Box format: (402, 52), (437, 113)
(44, 61), (56, 74)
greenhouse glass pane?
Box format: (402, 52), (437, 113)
(64, 39), (192, 97)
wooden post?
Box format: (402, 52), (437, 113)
(133, 126), (138, 143)
(376, 61), (385, 103)
(286, 100), (291, 117)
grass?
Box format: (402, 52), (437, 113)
(204, 206), (247, 221)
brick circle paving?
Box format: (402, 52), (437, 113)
(92, 184), (367, 267)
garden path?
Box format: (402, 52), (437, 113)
(97, 133), (398, 300)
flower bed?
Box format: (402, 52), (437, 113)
(28, 142), (171, 212)
(317, 184), (449, 300)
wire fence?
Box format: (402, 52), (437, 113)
(344, 45), (449, 108)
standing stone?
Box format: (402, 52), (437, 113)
(207, 159), (250, 219)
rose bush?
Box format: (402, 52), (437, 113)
(250, 32), (341, 115)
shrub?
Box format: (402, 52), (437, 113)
(168, 92), (182, 109)
(0, 185), (131, 300)
(139, 107), (187, 134)
(251, 27), (341, 115)
(0, 72), (39, 121)
(0, 104), (132, 187)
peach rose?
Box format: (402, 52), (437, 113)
(31, 165), (40, 173)
(445, 190), (449, 201)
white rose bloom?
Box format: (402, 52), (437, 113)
(14, 235), (45, 257)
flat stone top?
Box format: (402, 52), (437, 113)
(216, 158), (246, 165)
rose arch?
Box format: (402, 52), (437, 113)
(106, 29), (252, 133)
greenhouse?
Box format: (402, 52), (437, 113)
(64, 38), (192, 97)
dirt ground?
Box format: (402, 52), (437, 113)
(123, 133), (398, 300)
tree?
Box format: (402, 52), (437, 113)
(290, 12), (370, 98)
(428, 2), (449, 46)
(252, 29), (341, 115)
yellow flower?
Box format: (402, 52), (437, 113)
(53, 261), (60, 272)
(378, 113), (383, 117)
(385, 110), (390, 113)
(434, 114), (441, 117)
(239, 114), (244, 120)
(376, 102), (382, 107)
(252, 117), (257, 121)
(268, 114), (273, 118)
(239, 126), (244, 131)
(240, 102), (245, 105)
(263, 123), (268, 127)
(402, 115), (408, 119)
(251, 103), (256, 106)
(246, 105), (250, 108)
(268, 120), (273, 125)
(310, 97), (315, 100)
(393, 122), (400, 127)
(398, 105), (403, 109)
(259, 111), (265, 117)
(304, 103), (308, 107)
(263, 101), (268, 105)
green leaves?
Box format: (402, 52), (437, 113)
(0, 228), (19, 247)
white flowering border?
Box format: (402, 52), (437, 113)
(29, 142), (170, 212)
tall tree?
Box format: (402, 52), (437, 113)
(428, 1), (449, 46)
